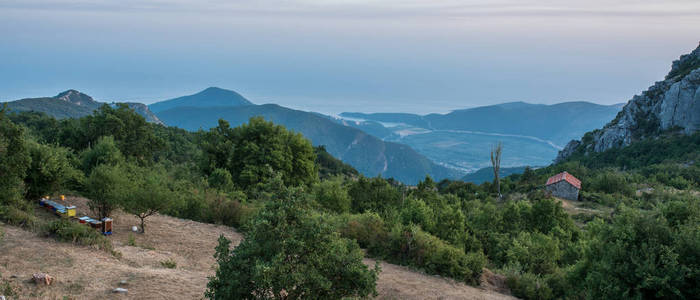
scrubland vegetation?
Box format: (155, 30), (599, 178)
(1, 104), (699, 299)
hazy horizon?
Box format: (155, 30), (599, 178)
(1, 0), (699, 114)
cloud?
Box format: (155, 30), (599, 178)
(2, 0), (699, 18)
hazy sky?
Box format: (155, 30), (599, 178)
(1, 0), (699, 114)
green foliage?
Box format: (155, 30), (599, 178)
(0, 205), (38, 228)
(0, 107), (31, 207)
(388, 224), (486, 285)
(312, 177), (351, 214)
(84, 164), (130, 219)
(24, 141), (83, 200)
(208, 168), (234, 192)
(127, 233), (137, 246)
(121, 164), (175, 233)
(506, 232), (560, 275)
(79, 135), (124, 174)
(160, 258), (177, 269)
(348, 176), (402, 213)
(314, 145), (359, 179)
(206, 193), (379, 299)
(42, 219), (113, 251)
(569, 206), (698, 299)
(58, 104), (165, 160)
(200, 117), (318, 190)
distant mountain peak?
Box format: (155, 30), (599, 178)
(54, 89), (98, 106)
(148, 86), (254, 113)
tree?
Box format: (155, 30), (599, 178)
(79, 135), (124, 174)
(206, 192), (379, 299)
(490, 142), (503, 198)
(84, 164), (130, 219)
(200, 117), (318, 190)
(24, 141), (83, 200)
(59, 104), (164, 161)
(312, 177), (351, 214)
(0, 106), (31, 208)
(122, 165), (173, 233)
(570, 208), (690, 299)
(348, 176), (402, 213)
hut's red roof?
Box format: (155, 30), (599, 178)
(546, 171), (581, 189)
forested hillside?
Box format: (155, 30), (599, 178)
(1, 102), (698, 299)
(156, 103), (459, 184)
(4, 89), (163, 124)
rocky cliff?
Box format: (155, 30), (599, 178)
(556, 43), (700, 162)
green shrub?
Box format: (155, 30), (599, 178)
(1, 280), (16, 297)
(160, 258), (177, 269)
(313, 178), (351, 214)
(42, 219), (112, 251)
(504, 270), (554, 300)
(335, 212), (389, 254)
(388, 224), (486, 285)
(127, 233), (137, 246)
(0, 205), (37, 228)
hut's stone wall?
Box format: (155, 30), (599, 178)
(546, 181), (579, 201)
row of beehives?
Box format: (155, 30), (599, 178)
(39, 196), (113, 235)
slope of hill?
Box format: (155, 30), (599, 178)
(557, 43), (700, 161)
(461, 166), (529, 184)
(0, 197), (514, 299)
(148, 87), (253, 113)
(4, 90), (163, 125)
(156, 104), (460, 184)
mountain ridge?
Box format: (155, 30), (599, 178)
(341, 101), (623, 146)
(148, 87), (253, 113)
(155, 103), (460, 184)
(3, 90), (163, 125)
(556, 43), (700, 161)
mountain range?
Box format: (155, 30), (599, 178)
(339, 101), (623, 173)
(150, 89), (460, 184)
(2, 87), (627, 184)
(3, 90), (164, 125)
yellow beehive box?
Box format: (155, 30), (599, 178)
(66, 206), (77, 218)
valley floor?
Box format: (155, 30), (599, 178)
(0, 198), (514, 299)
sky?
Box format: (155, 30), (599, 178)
(1, 0), (699, 114)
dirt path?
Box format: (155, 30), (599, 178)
(0, 198), (515, 299)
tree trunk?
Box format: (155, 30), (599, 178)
(139, 215), (146, 234)
(490, 142), (503, 199)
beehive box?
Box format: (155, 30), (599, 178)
(101, 218), (113, 235)
(65, 206), (77, 218)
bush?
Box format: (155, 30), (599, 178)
(504, 269), (554, 300)
(388, 224), (486, 285)
(160, 258), (177, 269)
(127, 233), (137, 246)
(206, 196), (379, 299)
(313, 178), (351, 214)
(0, 205), (37, 228)
(335, 212), (389, 253)
(42, 219), (113, 252)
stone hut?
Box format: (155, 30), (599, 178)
(545, 171), (581, 201)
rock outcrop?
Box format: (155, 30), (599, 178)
(122, 102), (164, 125)
(556, 43), (700, 162)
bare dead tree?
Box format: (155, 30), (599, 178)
(490, 142), (503, 199)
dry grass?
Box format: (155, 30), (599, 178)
(0, 197), (514, 299)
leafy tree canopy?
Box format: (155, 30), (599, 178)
(206, 191), (379, 299)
